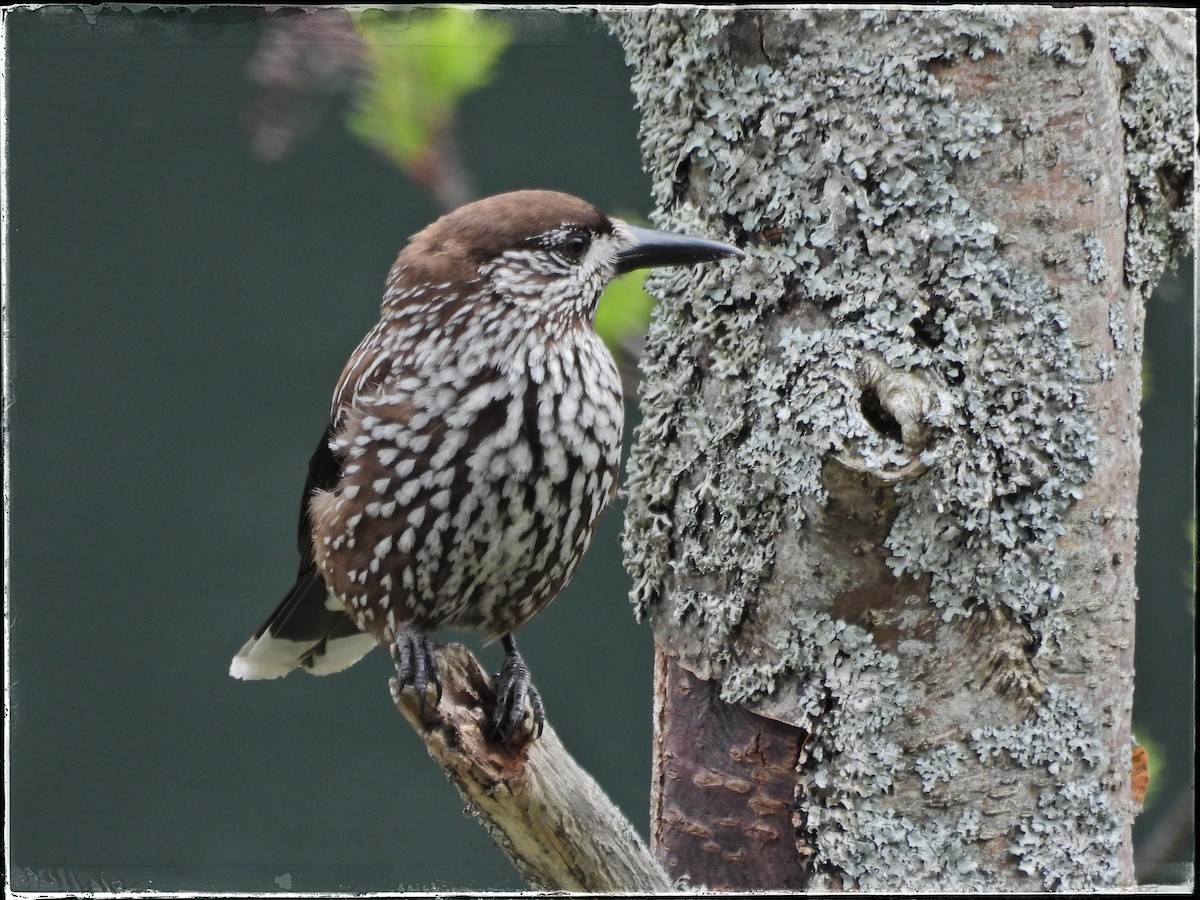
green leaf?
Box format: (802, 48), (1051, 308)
(347, 8), (513, 169)
(596, 271), (655, 355)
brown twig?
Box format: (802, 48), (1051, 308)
(390, 643), (672, 893)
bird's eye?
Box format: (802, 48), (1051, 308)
(559, 231), (591, 263)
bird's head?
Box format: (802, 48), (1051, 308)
(383, 190), (743, 327)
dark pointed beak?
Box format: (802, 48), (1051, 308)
(614, 224), (745, 275)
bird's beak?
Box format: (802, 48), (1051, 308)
(613, 224), (745, 275)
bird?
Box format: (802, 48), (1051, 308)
(230, 189), (743, 742)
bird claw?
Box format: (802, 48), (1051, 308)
(489, 646), (545, 745)
(391, 625), (441, 720)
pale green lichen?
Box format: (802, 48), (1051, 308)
(1083, 232), (1110, 284)
(1038, 22), (1096, 66)
(607, 6), (1155, 890)
(613, 7), (1052, 641)
(1011, 783), (1122, 890)
(803, 781), (1003, 889)
(884, 262), (1095, 628)
(1108, 300), (1129, 351)
(1113, 34), (1195, 294)
(968, 685), (1106, 772)
(914, 742), (969, 793)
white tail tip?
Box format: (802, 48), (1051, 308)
(229, 632), (377, 680)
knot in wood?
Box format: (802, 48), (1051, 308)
(832, 353), (944, 484)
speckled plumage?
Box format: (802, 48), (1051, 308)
(231, 189), (741, 740)
(311, 200), (625, 642)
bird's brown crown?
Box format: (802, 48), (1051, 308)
(398, 190), (613, 271)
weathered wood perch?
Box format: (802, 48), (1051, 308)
(389, 643), (672, 893)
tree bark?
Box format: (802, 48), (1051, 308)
(390, 644), (671, 893)
(608, 7), (1193, 891)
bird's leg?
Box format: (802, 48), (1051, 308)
(489, 634), (546, 744)
(390, 622), (442, 720)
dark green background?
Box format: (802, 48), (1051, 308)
(4, 6), (1194, 892)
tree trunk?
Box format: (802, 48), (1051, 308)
(608, 7), (1193, 891)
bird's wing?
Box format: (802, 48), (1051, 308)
(230, 422), (376, 679)
(330, 327), (396, 422)
(294, 420), (341, 570)
(230, 337), (396, 680)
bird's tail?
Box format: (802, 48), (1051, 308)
(230, 569), (376, 680)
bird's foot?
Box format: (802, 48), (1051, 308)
(488, 635), (545, 745)
(390, 624), (442, 721)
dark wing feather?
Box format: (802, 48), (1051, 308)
(258, 421), (346, 647)
(230, 337), (396, 679)
(295, 421), (341, 570)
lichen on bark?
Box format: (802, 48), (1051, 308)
(608, 6), (1190, 890)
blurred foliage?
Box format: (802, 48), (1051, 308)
(1130, 740), (1151, 806)
(345, 7), (657, 359)
(347, 7), (513, 172)
(1131, 731), (1165, 811)
(597, 271), (656, 356)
